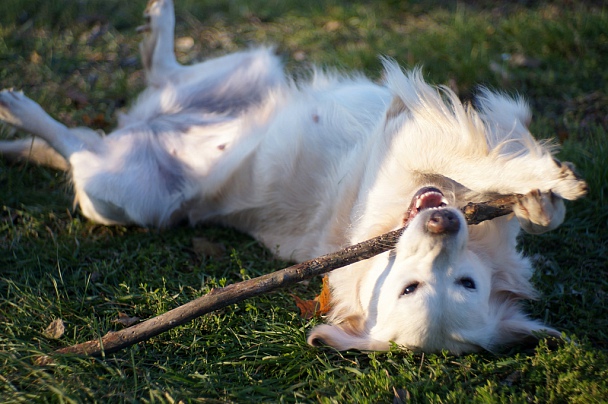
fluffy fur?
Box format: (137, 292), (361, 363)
(0, 0), (587, 353)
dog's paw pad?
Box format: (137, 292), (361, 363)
(143, 0), (159, 16)
(514, 189), (565, 234)
(141, 0), (173, 35)
(143, 0), (171, 18)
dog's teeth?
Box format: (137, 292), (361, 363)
(415, 191), (448, 212)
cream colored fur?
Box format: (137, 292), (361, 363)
(0, 0), (587, 353)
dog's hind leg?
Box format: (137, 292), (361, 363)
(136, 0), (282, 92)
(0, 89), (102, 165)
(137, 0), (183, 86)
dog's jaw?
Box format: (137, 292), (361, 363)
(403, 187), (449, 226)
(398, 187), (467, 257)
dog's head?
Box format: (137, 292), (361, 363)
(308, 187), (558, 353)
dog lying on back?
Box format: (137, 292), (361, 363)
(0, 0), (587, 353)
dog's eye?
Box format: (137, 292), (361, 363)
(402, 282), (419, 295)
(458, 277), (476, 290)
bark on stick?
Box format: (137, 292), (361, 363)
(55, 194), (521, 357)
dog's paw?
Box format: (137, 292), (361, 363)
(0, 89), (44, 131)
(513, 189), (565, 234)
(550, 159), (588, 201)
(139, 0), (173, 31)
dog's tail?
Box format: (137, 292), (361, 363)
(0, 136), (69, 171)
(0, 124), (105, 171)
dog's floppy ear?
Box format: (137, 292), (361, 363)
(385, 96), (408, 121)
(492, 309), (561, 350)
(383, 95), (410, 135)
(307, 324), (390, 351)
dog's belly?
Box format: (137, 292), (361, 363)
(193, 82), (391, 261)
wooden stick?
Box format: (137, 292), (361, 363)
(55, 194), (521, 356)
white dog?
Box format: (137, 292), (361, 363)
(0, 0), (587, 353)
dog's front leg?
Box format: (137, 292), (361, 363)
(450, 151), (587, 234)
(455, 154), (586, 233)
(512, 189), (565, 234)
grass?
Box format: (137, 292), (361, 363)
(1, 0), (607, 402)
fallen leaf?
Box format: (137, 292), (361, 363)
(112, 312), (140, 327)
(293, 275), (332, 319)
(293, 50), (306, 61)
(192, 237), (225, 258)
(176, 36), (194, 51)
(509, 53), (541, 68)
(34, 355), (56, 366)
(65, 88), (90, 108)
(30, 51), (42, 65)
(86, 22), (109, 45)
(292, 294), (320, 319)
(82, 113), (109, 129)
(43, 319), (65, 339)
(324, 20), (341, 32)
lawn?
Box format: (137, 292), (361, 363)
(0, 0), (607, 402)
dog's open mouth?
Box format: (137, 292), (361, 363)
(404, 187), (449, 225)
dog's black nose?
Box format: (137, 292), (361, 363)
(426, 209), (460, 234)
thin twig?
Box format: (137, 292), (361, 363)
(55, 194), (521, 357)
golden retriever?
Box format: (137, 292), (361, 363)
(0, 0), (587, 353)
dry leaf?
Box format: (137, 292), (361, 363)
(112, 312), (140, 327)
(324, 20), (341, 32)
(292, 294), (320, 319)
(34, 355), (56, 366)
(30, 51), (42, 65)
(65, 88), (90, 108)
(509, 53), (541, 68)
(293, 275), (332, 319)
(175, 36), (194, 51)
(43, 319), (65, 339)
(293, 50), (306, 62)
(192, 237), (225, 258)
(316, 275), (332, 314)
(82, 113), (109, 129)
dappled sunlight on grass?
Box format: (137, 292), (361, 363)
(0, 0), (606, 401)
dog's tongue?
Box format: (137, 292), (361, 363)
(404, 187), (447, 224)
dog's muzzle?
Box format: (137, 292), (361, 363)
(404, 187), (461, 235)
(426, 209), (460, 234)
